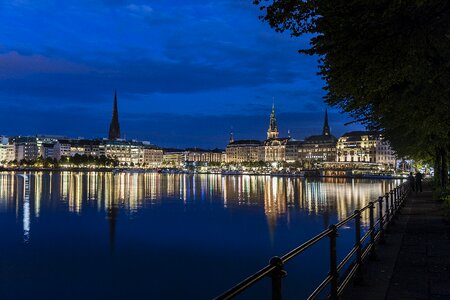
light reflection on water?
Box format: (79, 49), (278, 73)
(0, 171), (399, 299)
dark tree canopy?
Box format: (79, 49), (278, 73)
(254, 0), (450, 187)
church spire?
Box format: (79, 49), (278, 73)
(108, 90), (121, 140)
(229, 128), (234, 144)
(322, 109), (330, 136)
(267, 97), (279, 139)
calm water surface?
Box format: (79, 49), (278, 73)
(0, 171), (400, 299)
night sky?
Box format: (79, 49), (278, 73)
(0, 0), (362, 148)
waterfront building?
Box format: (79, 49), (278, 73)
(108, 90), (121, 140)
(0, 137), (15, 163)
(103, 139), (143, 166)
(53, 140), (72, 160)
(142, 144), (163, 167)
(336, 131), (397, 167)
(376, 138), (397, 168)
(298, 110), (338, 163)
(53, 139), (103, 160)
(184, 148), (224, 164)
(40, 143), (55, 159)
(162, 149), (184, 167)
(163, 148), (224, 167)
(13, 137), (39, 161)
(264, 138), (302, 163)
(336, 131), (378, 163)
(226, 140), (264, 163)
(263, 102), (301, 163)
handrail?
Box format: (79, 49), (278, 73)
(281, 228), (332, 262)
(215, 181), (410, 300)
(216, 264), (276, 299)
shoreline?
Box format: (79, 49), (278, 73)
(0, 167), (406, 179)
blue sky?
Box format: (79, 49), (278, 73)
(0, 0), (362, 148)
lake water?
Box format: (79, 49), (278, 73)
(0, 171), (400, 299)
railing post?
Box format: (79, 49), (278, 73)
(354, 210), (363, 284)
(390, 190), (395, 223)
(393, 188), (397, 211)
(378, 196), (385, 244)
(329, 225), (339, 300)
(390, 190), (394, 212)
(269, 256), (287, 300)
(401, 184), (406, 206)
(385, 193), (390, 228)
(369, 202), (377, 260)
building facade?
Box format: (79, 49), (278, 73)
(298, 110), (338, 163)
(142, 145), (163, 167)
(226, 140), (263, 163)
(336, 131), (396, 167)
(0, 137), (15, 163)
(13, 137), (39, 161)
(264, 138), (301, 163)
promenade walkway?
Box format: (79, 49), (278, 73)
(342, 183), (450, 299)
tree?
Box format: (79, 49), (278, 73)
(254, 0), (450, 188)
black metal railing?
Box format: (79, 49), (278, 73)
(215, 181), (409, 300)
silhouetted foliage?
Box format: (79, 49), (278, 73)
(254, 0), (450, 187)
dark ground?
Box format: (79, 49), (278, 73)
(342, 183), (450, 299)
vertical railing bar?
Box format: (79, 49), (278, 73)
(269, 256), (287, 300)
(369, 202), (376, 260)
(354, 209), (363, 284)
(329, 224), (338, 300)
(385, 192), (390, 229)
(390, 190), (395, 222)
(378, 196), (385, 243)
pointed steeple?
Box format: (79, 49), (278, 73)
(267, 97), (279, 139)
(108, 90), (121, 140)
(322, 109), (330, 136)
(229, 128), (234, 144)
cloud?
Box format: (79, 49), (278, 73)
(0, 51), (93, 79)
(0, 0), (361, 147)
(126, 4), (153, 16)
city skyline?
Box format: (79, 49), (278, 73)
(0, 1), (363, 148)
(3, 89), (359, 150)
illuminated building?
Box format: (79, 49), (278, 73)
(163, 148), (224, 166)
(263, 102), (301, 163)
(54, 140), (71, 160)
(375, 138), (397, 168)
(298, 110), (337, 163)
(13, 137), (39, 161)
(267, 100), (279, 139)
(226, 140), (264, 163)
(264, 138), (301, 163)
(103, 140), (144, 166)
(40, 143), (55, 159)
(142, 144), (163, 167)
(226, 102), (302, 163)
(163, 149), (184, 167)
(0, 137), (15, 163)
(336, 131), (397, 168)
(108, 90), (121, 140)
(184, 148), (224, 164)
(54, 139), (103, 159)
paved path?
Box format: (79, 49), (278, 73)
(342, 184), (450, 299)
